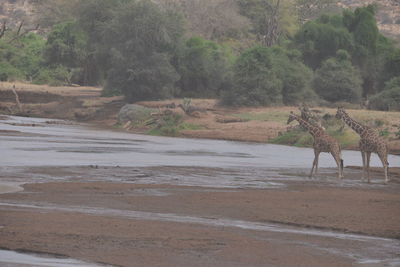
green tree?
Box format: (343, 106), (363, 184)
(221, 45), (312, 106)
(313, 50), (362, 103)
(270, 47), (314, 104)
(77, 0), (127, 85)
(381, 48), (400, 87)
(43, 21), (87, 69)
(222, 46), (282, 106)
(102, 0), (184, 101)
(177, 37), (233, 98)
(294, 17), (353, 69)
(0, 32), (45, 82)
(369, 77), (400, 111)
(237, 0), (298, 46)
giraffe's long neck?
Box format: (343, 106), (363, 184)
(295, 115), (322, 138)
(341, 112), (366, 136)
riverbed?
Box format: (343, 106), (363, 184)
(0, 115), (399, 266)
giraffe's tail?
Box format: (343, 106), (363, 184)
(340, 159), (344, 172)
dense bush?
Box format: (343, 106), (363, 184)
(42, 21), (87, 85)
(221, 46), (282, 106)
(369, 77), (400, 111)
(0, 1), (399, 110)
(221, 46), (313, 106)
(101, 0), (184, 101)
(0, 33), (45, 82)
(295, 5), (397, 98)
(270, 47), (314, 105)
(33, 65), (71, 86)
(176, 37), (234, 98)
(294, 18), (354, 69)
(313, 51), (362, 103)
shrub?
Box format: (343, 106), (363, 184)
(221, 46), (313, 106)
(177, 37), (233, 98)
(0, 32), (45, 82)
(33, 65), (71, 86)
(313, 52), (362, 103)
(369, 77), (400, 111)
(0, 61), (23, 81)
(102, 0), (184, 102)
(148, 113), (183, 136)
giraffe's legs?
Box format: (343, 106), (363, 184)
(310, 150), (320, 178)
(377, 152), (389, 184)
(331, 152), (343, 179)
(361, 151), (366, 182)
(366, 152), (371, 183)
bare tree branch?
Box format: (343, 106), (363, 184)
(0, 20), (7, 39)
(17, 20), (24, 35)
(7, 23), (40, 44)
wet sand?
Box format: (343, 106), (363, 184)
(0, 166), (400, 267)
(0, 183), (22, 194)
(1, 116), (400, 266)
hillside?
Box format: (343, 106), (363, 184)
(339, 0), (400, 42)
(1, 0), (399, 42)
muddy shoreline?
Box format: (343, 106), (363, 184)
(2, 82), (400, 154)
(1, 114), (400, 266)
(0, 164), (399, 266)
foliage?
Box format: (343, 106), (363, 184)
(369, 77), (400, 111)
(221, 45), (313, 106)
(0, 61), (23, 81)
(269, 47), (314, 104)
(379, 128), (390, 137)
(270, 128), (313, 147)
(382, 48), (400, 86)
(42, 21), (88, 85)
(237, 0), (298, 46)
(33, 65), (71, 86)
(177, 37), (234, 97)
(221, 46), (283, 106)
(76, 0), (128, 85)
(147, 113), (183, 136)
(396, 127), (400, 139)
(313, 51), (362, 103)
(1, 0), (400, 109)
(294, 17), (353, 69)
(0, 32), (45, 82)
(44, 21), (87, 68)
(233, 111), (288, 123)
(295, 5), (397, 98)
(102, 0), (184, 102)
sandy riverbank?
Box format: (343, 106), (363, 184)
(0, 164), (399, 266)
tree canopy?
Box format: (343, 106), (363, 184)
(0, 0), (399, 109)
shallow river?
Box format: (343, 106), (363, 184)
(1, 115), (398, 169)
(0, 116), (399, 266)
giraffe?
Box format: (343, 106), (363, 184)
(298, 104), (324, 129)
(287, 112), (344, 179)
(335, 107), (389, 183)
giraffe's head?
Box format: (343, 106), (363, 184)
(335, 107), (346, 120)
(287, 111), (297, 124)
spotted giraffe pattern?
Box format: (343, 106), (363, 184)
(335, 107), (389, 183)
(287, 112), (343, 179)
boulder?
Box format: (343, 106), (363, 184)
(117, 104), (156, 124)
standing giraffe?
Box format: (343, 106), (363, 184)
(287, 112), (344, 179)
(335, 107), (389, 183)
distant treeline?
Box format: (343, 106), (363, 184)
(0, 0), (399, 110)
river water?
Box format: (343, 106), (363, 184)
(1, 115), (398, 169)
(0, 115), (399, 266)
